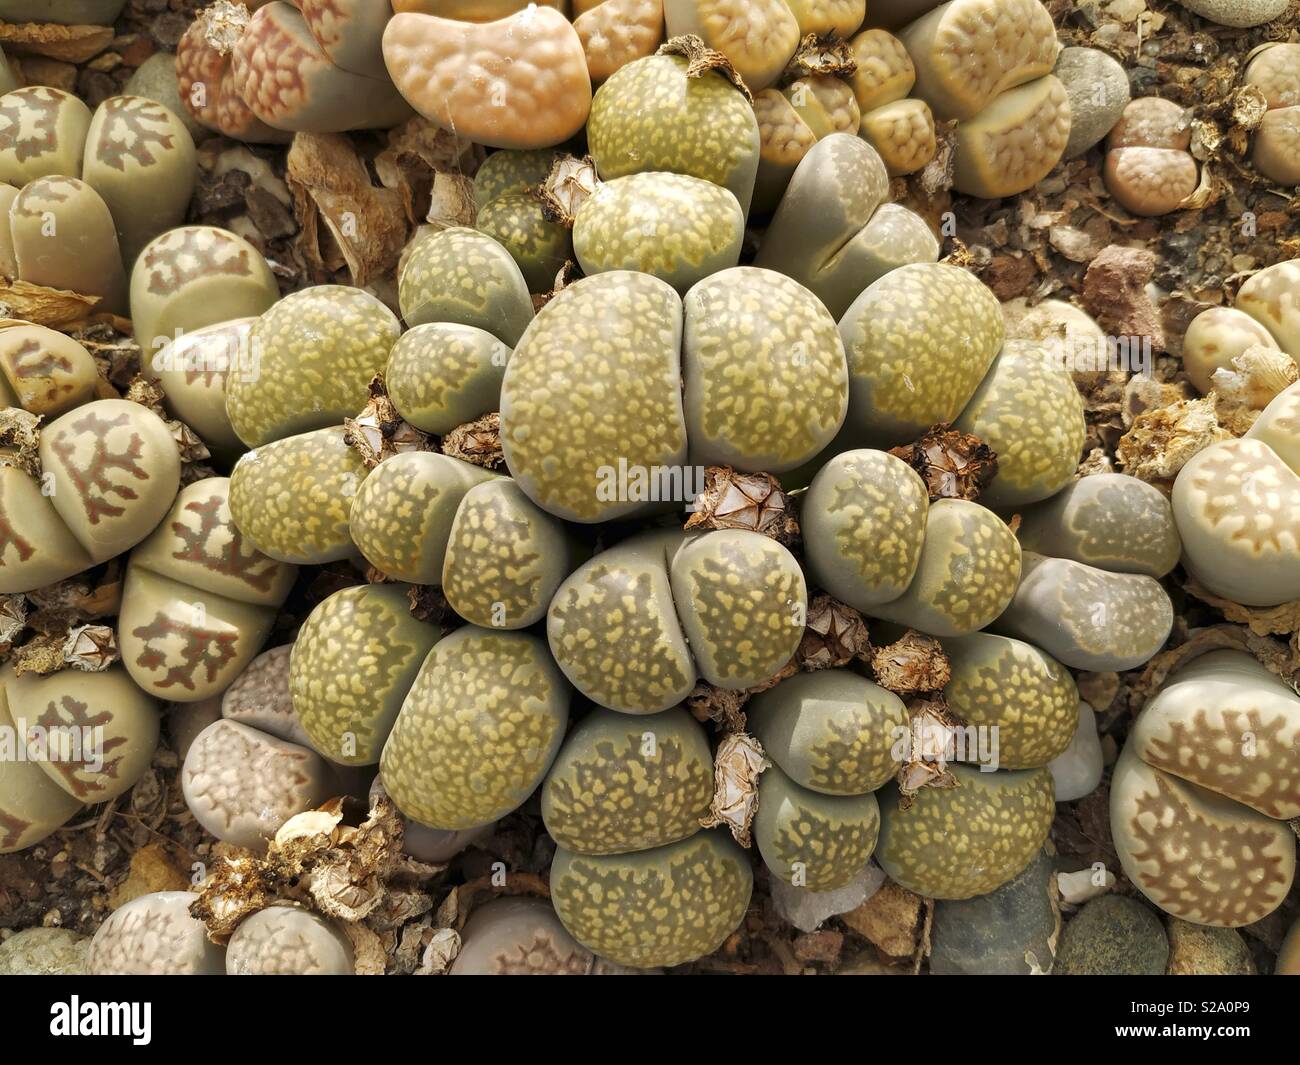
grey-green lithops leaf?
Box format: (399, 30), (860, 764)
(753, 133), (938, 319)
(121, 478), (296, 702)
(839, 262), (1004, 445)
(228, 426), (366, 565)
(952, 339), (1086, 508)
(476, 187), (573, 293)
(89, 891), (225, 976)
(442, 478), (575, 630)
(131, 226), (279, 366)
(0, 86), (90, 186)
(547, 531), (697, 714)
(573, 171), (744, 294)
(349, 452), (498, 585)
(550, 829), (753, 968)
(871, 498), (1021, 637)
(0, 323), (96, 418)
(669, 529), (806, 690)
(746, 669), (908, 795)
(875, 765), (1056, 899)
(82, 95), (198, 265)
(181, 719), (332, 850)
(227, 286), (401, 448)
(500, 270), (688, 523)
(397, 227), (535, 345)
(587, 52), (760, 214)
(802, 448), (929, 610)
(472, 148), (558, 209)
(682, 266), (847, 472)
(290, 583), (440, 765)
(993, 551), (1173, 671)
(385, 322), (510, 436)
(542, 706), (713, 855)
(152, 318), (254, 454)
(942, 632), (1078, 769)
(449, 897), (594, 976)
(380, 626), (570, 829)
(754, 763), (880, 892)
(1017, 472), (1181, 578)
(226, 906), (354, 975)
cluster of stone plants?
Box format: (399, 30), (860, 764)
(0, 0), (1297, 979)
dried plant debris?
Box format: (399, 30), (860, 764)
(871, 631), (952, 695)
(888, 425), (998, 501)
(1115, 394), (1229, 484)
(440, 412), (503, 469)
(895, 699), (964, 802)
(782, 33), (856, 80)
(657, 35), (751, 100)
(797, 596), (872, 671)
(62, 625), (118, 672)
(684, 466), (800, 545)
(344, 375), (433, 468)
(536, 155), (599, 226)
(698, 731), (769, 848)
(0, 408), (42, 477)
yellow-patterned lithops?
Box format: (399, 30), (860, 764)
(120, 478), (296, 702)
(541, 706), (713, 855)
(386, 323), (510, 436)
(1111, 650), (1299, 927)
(290, 584), (441, 765)
(226, 286), (402, 448)
(380, 626), (570, 829)
(550, 829), (752, 968)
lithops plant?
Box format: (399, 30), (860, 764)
(228, 427), (367, 565)
(993, 552), (1174, 671)
(548, 530), (806, 712)
(574, 0), (666, 84)
(151, 318), (256, 455)
(754, 134), (939, 319)
(81, 95), (197, 265)
(383, 6), (591, 149)
(349, 453), (498, 585)
(9, 176), (127, 312)
(1174, 0), (1289, 27)
(587, 49), (761, 213)
(550, 829), (752, 968)
(386, 324), (510, 437)
(226, 906), (354, 975)
(0, 399), (180, 594)
(290, 583), (440, 765)
(182, 718), (333, 850)
(951, 75), (1071, 199)
(753, 764), (880, 890)
(1235, 258), (1300, 355)
(661, 2), (799, 91)
(118, 478), (297, 702)
(476, 186), (573, 294)
(398, 227), (534, 344)
(130, 226), (279, 368)
(125, 52), (206, 139)
(449, 897), (594, 975)
(0, 87), (91, 186)
(1016, 473), (1182, 578)
(1244, 44), (1300, 186)
(0, 323), (97, 419)
(0, 0), (125, 21)
(572, 172), (745, 293)
(89, 892), (225, 976)
(747, 669), (908, 795)
(441, 478), (576, 629)
(220, 643), (312, 749)
(1111, 649), (1299, 926)
(1104, 97), (1199, 217)
(751, 77), (860, 214)
(179, 0), (409, 138)
(542, 706), (713, 855)
(380, 626), (570, 829)
(226, 286), (402, 448)
(1180, 306), (1285, 396)
(876, 765), (1055, 898)
(1171, 381), (1300, 605)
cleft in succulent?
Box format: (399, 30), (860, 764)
(870, 630), (951, 695)
(343, 374), (434, 470)
(887, 423), (998, 502)
(683, 466), (800, 546)
(440, 411), (504, 469)
(657, 35), (753, 101)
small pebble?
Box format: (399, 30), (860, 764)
(0, 928), (90, 975)
(1048, 701), (1105, 802)
(1055, 895), (1169, 975)
(768, 862), (886, 934)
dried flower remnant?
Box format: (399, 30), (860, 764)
(797, 595), (872, 671)
(1116, 395), (1230, 485)
(343, 374), (433, 469)
(694, 732), (769, 846)
(536, 154), (601, 225)
(61, 623), (117, 672)
(440, 412), (503, 469)
(894, 698), (963, 801)
(871, 631), (952, 695)
(888, 424), (998, 501)
(684, 466), (799, 545)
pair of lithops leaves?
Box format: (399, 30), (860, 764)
(0, 662), (158, 854)
(1102, 97), (1200, 217)
(0, 86), (197, 305)
(177, 0), (409, 141)
(1112, 649), (1300, 928)
(1241, 44), (1300, 187)
(89, 892), (353, 975)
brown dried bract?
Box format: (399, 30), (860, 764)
(536, 154), (599, 227)
(0, 22), (112, 64)
(11, 631), (67, 676)
(782, 33), (857, 81)
(0, 279), (99, 331)
(698, 731), (769, 848)
(797, 595), (871, 671)
(344, 374), (433, 469)
(1115, 394), (1229, 485)
(657, 35), (752, 101)
(895, 698), (962, 803)
(871, 630), (951, 695)
(440, 411), (503, 469)
(0, 594), (26, 649)
(0, 407), (41, 477)
(62, 624), (118, 672)
(889, 424), (998, 502)
(685, 680), (749, 730)
(684, 466), (799, 545)
(1183, 577), (1300, 637)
